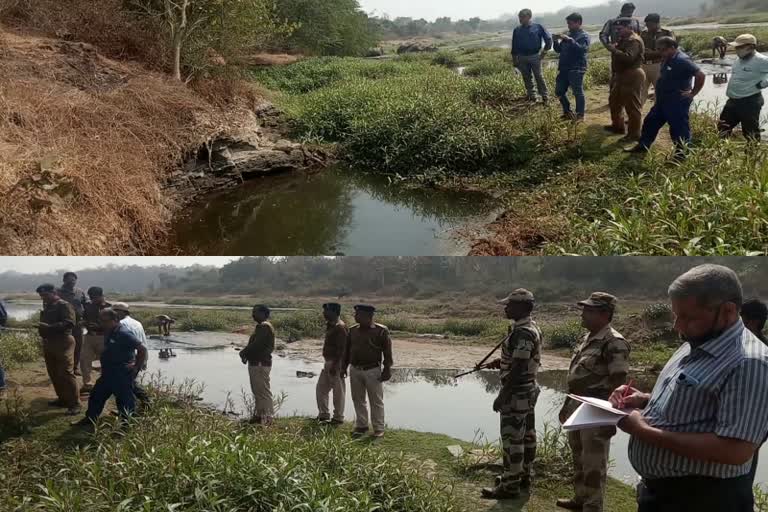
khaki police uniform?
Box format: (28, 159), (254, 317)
(560, 293), (630, 512)
(81, 300), (111, 387)
(316, 318), (348, 422)
(344, 317), (393, 434)
(39, 299), (80, 408)
(609, 32), (646, 139)
(641, 27), (676, 104)
(240, 321), (276, 419)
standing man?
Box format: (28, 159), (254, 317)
(719, 34), (768, 141)
(112, 302), (151, 407)
(610, 265), (768, 512)
(74, 308), (148, 427)
(481, 289), (542, 500)
(512, 9), (553, 103)
(626, 37), (706, 157)
(36, 284), (81, 415)
(80, 287), (111, 392)
(342, 304), (393, 439)
(239, 305), (275, 425)
(640, 14), (676, 104)
(57, 272), (87, 377)
(599, 3), (641, 49)
(557, 292), (630, 512)
(605, 19), (646, 142)
(554, 13), (591, 121)
(316, 303), (348, 425)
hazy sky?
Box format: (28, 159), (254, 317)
(358, 0), (607, 21)
(0, 257), (238, 275)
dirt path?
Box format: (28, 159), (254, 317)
(283, 336), (572, 371)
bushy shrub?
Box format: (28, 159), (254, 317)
(432, 52), (460, 69)
(544, 319), (583, 349)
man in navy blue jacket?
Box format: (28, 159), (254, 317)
(512, 9), (553, 103)
(554, 13), (591, 121)
(74, 308), (147, 426)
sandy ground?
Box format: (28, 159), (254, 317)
(281, 336), (572, 371)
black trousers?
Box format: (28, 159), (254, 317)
(719, 93), (765, 140)
(638, 474), (753, 512)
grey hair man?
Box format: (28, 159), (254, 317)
(609, 264), (768, 512)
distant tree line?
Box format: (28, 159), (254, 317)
(5, 258), (768, 303)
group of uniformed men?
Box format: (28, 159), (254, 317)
(511, 3), (768, 160)
(483, 264), (768, 512)
(21, 264), (768, 511)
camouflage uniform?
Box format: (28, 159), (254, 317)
(492, 289), (543, 496)
(560, 293), (630, 512)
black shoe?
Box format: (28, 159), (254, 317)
(330, 418), (344, 426)
(481, 486), (520, 500)
(316, 416), (331, 423)
(556, 498), (583, 510)
(48, 399), (66, 407)
(71, 417), (94, 427)
(624, 144), (649, 154)
(351, 429), (368, 439)
(521, 477), (532, 490)
(603, 125), (625, 135)
(65, 406), (82, 416)
(560, 112), (576, 121)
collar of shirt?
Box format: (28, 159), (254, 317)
(514, 317), (533, 329)
(586, 324), (613, 342)
(691, 319), (746, 358)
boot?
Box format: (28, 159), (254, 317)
(603, 125), (625, 134)
(556, 498), (583, 510)
(481, 486), (520, 500)
(624, 144), (649, 154)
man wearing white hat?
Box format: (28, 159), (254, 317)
(112, 302), (150, 406)
(719, 34), (768, 141)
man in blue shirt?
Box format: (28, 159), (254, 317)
(719, 34), (768, 141)
(0, 299), (6, 399)
(554, 13), (591, 121)
(626, 37), (705, 157)
(73, 308), (147, 427)
(512, 9), (552, 103)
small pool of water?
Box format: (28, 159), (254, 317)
(4, 301), (39, 321)
(171, 167), (496, 256)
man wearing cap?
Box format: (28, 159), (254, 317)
(626, 37), (706, 158)
(80, 287), (111, 392)
(557, 292), (630, 512)
(36, 284), (81, 415)
(342, 304), (393, 439)
(640, 14), (676, 104)
(719, 34), (768, 141)
(512, 9), (553, 103)
(57, 272), (87, 376)
(605, 19), (646, 142)
(240, 305), (275, 425)
(113, 302), (150, 406)
(599, 3), (641, 48)
(316, 303), (348, 425)
(481, 289), (542, 500)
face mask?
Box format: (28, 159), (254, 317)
(681, 304), (724, 345)
(737, 48), (755, 59)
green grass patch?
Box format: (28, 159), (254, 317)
(543, 319), (584, 349)
(633, 343), (680, 371)
(0, 331), (40, 370)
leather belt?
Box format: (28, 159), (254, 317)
(353, 363), (380, 371)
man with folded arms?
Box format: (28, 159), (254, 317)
(610, 264), (768, 512)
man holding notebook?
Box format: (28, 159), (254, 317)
(557, 292), (631, 511)
(610, 264), (768, 512)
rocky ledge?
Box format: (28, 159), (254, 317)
(167, 103), (333, 204)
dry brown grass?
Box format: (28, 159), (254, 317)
(0, 28), (251, 254)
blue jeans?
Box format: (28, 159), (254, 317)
(85, 368), (136, 421)
(0, 364), (5, 389)
(516, 54), (548, 100)
(556, 69), (586, 116)
(639, 97), (693, 149)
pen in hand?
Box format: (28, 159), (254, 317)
(618, 379), (634, 409)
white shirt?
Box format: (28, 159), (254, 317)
(120, 316), (148, 344)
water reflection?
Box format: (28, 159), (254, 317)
(172, 167), (495, 256)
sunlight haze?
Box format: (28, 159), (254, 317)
(358, 0), (609, 21)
